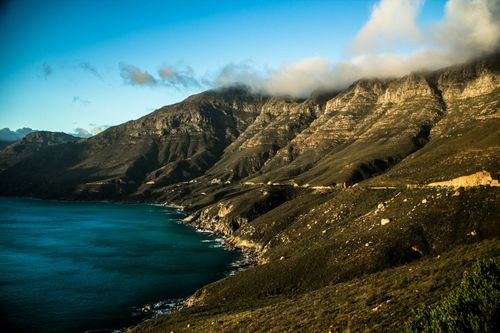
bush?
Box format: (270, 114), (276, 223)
(404, 257), (500, 332)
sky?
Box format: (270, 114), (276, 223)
(0, 0), (498, 136)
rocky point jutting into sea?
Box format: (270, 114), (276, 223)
(0, 53), (499, 332)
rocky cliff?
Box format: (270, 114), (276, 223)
(0, 54), (499, 332)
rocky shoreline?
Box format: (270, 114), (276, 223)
(116, 205), (258, 333)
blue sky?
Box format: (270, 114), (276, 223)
(0, 0), (468, 134)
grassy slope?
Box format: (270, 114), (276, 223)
(128, 240), (499, 332)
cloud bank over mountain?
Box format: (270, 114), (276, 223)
(118, 0), (499, 98)
(217, 0), (500, 97)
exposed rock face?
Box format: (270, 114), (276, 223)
(205, 97), (320, 181)
(252, 73), (445, 186)
(428, 171), (499, 188)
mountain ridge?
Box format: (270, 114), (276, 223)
(1, 54), (498, 198)
(0, 54), (499, 332)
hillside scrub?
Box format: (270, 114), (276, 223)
(405, 257), (500, 332)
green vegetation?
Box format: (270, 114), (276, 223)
(405, 257), (500, 333)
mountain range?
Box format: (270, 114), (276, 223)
(0, 53), (499, 332)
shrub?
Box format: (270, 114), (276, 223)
(404, 257), (500, 332)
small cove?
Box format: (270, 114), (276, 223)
(0, 197), (240, 333)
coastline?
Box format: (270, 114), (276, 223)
(116, 201), (258, 333)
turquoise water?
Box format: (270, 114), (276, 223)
(0, 197), (239, 333)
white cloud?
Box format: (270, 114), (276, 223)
(351, 0), (424, 54)
(433, 0), (500, 58)
(264, 58), (338, 97)
(214, 62), (267, 90)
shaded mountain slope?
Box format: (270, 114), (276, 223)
(0, 141), (15, 150)
(0, 87), (266, 198)
(0, 131), (78, 171)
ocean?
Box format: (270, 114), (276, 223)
(0, 197), (239, 332)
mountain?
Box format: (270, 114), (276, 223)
(1, 54), (499, 332)
(0, 131), (78, 171)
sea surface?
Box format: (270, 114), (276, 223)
(0, 197), (240, 333)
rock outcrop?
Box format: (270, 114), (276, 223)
(427, 171), (499, 188)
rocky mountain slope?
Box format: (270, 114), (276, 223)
(0, 54), (499, 332)
(1, 55), (498, 199)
